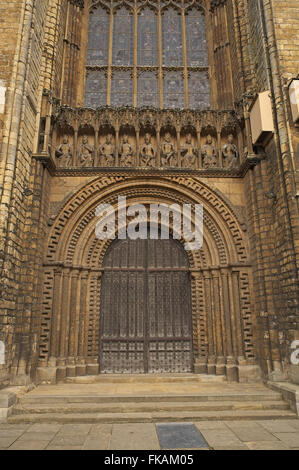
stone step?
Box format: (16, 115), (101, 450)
(65, 374), (227, 384)
(12, 400), (289, 415)
(21, 392), (283, 404)
(7, 409), (297, 424)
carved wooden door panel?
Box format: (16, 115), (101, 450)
(99, 238), (193, 373)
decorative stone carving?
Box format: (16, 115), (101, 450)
(222, 134), (239, 169)
(55, 136), (73, 168)
(140, 133), (156, 167)
(119, 135), (134, 167)
(99, 134), (115, 167)
(51, 107), (244, 171)
(161, 133), (177, 167)
(181, 133), (197, 168)
(201, 134), (218, 168)
(79, 136), (94, 167)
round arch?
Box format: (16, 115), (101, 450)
(38, 176), (258, 383)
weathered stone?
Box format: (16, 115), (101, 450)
(0, 0), (298, 390)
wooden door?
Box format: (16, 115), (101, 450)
(99, 238), (193, 373)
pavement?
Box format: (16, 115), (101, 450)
(0, 419), (299, 450)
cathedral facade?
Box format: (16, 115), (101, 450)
(0, 0), (298, 386)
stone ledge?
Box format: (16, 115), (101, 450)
(0, 385), (35, 422)
(0, 390), (17, 422)
(267, 381), (299, 417)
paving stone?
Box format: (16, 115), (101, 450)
(84, 424), (112, 449)
(16, 432), (57, 442)
(83, 437), (110, 450)
(273, 433), (299, 448)
(46, 445), (83, 451)
(0, 429), (25, 438)
(245, 441), (291, 450)
(286, 420), (299, 431)
(199, 429), (244, 448)
(9, 440), (50, 450)
(258, 420), (299, 433)
(0, 424), (30, 432)
(0, 437), (19, 448)
(212, 445), (248, 450)
(223, 420), (261, 428)
(109, 424), (160, 450)
(27, 423), (62, 433)
(195, 421), (230, 431)
(156, 423), (209, 449)
(49, 435), (87, 447)
(225, 422), (279, 442)
(89, 424), (112, 436)
(57, 424), (92, 435)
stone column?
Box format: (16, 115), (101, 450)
(67, 268), (80, 377)
(204, 270), (216, 374)
(177, 128), (181, 168)
(191, 271), (207, 374)
(77, 269), (88, 376)
(56, 267), (71, 382)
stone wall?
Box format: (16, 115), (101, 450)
(0, 0), (53, 384)
(0, 0), (298, 385)
(272, 0), (299, 77)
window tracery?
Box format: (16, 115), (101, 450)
(85, 1), (210, 109)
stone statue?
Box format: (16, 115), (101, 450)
(222, 134), (239, 169)
(140, 133), (156, 167)
(119, 135), (134, 167)
(100, 134), (115, 167)
(181, 134), (197, 168)
(55, 136), (72, 168)
(201, 134), (218, 169)
(161, 132), (177, 167)
(78, 136), (93, 167)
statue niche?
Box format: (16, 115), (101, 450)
(140, 133), (156, 168)
(181, 133), (197, 168)
(222, 134), (239, 169)
(161, 132), (177, 167)
(119, 134), (134, 167)
(201, 134), (218, 169)
(79, 135), (94, 167)
(99, 134), (115, 167)
(55, 136), (73, 168)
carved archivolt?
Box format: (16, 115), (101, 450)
(46, 175), (248, 266)
(39, 175), (256, 373)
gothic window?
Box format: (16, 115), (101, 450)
(138, 8), (158, 66)
(138, 71), (158, 107)
(112, 7), (133, 66)
(85, 70), (107, 107)
(84, 2), (210, 109)
(111, 70), (132, 107)
(162, 9), (183, 66)
(186, 8), (208, 67)
(86, 6), (109, 66)
(163, 71), (185, 109)
(189, 71), (210, 109)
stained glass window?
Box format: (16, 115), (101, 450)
(189, 71), (210, 109)
(162, 9), (183, 66)
(138, 71), (158, 107)
(163, 71), (185, 109)
(111, 70), (132, 107)
(85, 2), (210, 109)
(138, 8), (158, 66)
(186, 8), (208, 67)
(86, 7), (109, 66)
(112, 7), (133, 66)
(84, 70), (107, 107)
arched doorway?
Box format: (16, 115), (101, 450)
(99, 237), (193, 374)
